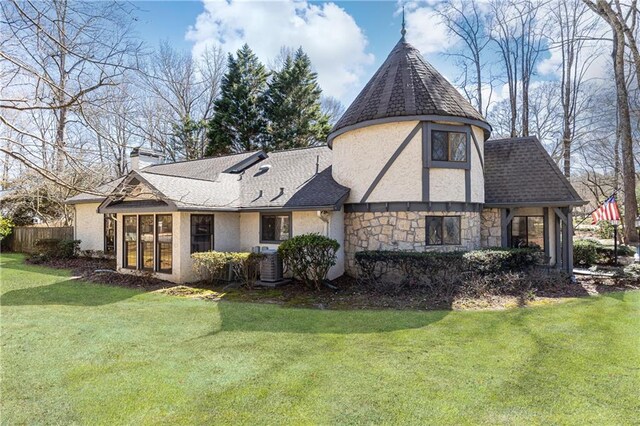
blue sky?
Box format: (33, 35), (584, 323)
(131, 0), (463, 105)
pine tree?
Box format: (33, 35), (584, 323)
(263, 47), (331, 151)
(207, 44), (269, 156)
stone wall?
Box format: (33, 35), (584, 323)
(480, 208), (501, 248)
(344, 211), (481, 276)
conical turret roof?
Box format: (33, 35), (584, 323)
(329, 38), (490, 142)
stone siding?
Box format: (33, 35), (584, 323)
(344, 211), (481, 276)
(480, 208), (501, 248)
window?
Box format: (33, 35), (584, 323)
(431, 130), (467, 162)
(156, 215), (172, 273)
(123, 215), (137, 268)
(191, 215), (214, 253)
(511, 216), (544, 250)
(426, 216), (461, 245)
(261, 213), (291, 243)
(139, 215), (154, 271)
(104, 214), (116, 254)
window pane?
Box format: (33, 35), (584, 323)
(140, 215), (153, 270)
(126, 242), (136, 267)
(124, 216), (137, 268)
(449, 132), (467, 161)
(443, 217), (461, 245)
(511, 217), (527, 248)
(528, 217), (544, 250)
(426, 216), (443, 245)
(104, 215), (116, 253)
(191, 215), (213, 253)
(157, 215), (172, 271)
(261, 214), (290, 242)
(431, 131), (448, 161)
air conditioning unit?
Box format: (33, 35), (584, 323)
(260, 249), (283, 282)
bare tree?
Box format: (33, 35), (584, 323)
(489, 0), (548, 137)
(139, 41), (225, 161)
(437, 0), (493, 114)
(0, 0), (141, 196)
(547, 0), (603, 177)
(583, 0), (639, 243)
(321, 96), (346, 127)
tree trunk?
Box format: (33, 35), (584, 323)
(612, 31), (638, 243)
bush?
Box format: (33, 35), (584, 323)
(192, 251), (263, 287)
(0, 215), (14, 240)
(573, 238), (634, 266)
(278, 233), (340, 290)
(596, 221), (615, 239)
(573, 239), (599, 267)
(354, 248), (546, 296)
(33, 238), (81, 259)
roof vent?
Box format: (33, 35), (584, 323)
(254, 164), (271, 176)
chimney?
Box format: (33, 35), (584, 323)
(130, 147), (164, 171)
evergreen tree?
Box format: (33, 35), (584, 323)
(263, 47), (331, 150)
(207, 44), (269, 156)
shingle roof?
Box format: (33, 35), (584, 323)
(91, 146), (349, 212)
(329, 38), (489, 141)
(239, 146), (349, 209)
(484, 137), (585, 206)
(65, 177), (126, 204)
(141, 151), (261, 181)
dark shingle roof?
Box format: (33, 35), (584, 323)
(329, 38), (489, 141)
(484, 137), (585, 206)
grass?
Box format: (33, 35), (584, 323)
(1, 253), (639, 425)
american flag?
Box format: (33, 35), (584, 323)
(592, 195), (620, 224)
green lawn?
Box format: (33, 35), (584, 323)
(1, 253), (639, 425)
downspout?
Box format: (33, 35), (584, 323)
(317, 210), (330, 237)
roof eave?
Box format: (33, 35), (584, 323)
(327, 115), (491, 147)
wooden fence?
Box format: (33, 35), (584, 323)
(5, 226), (74, 253)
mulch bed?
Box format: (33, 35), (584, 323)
(27, 257), (640, 311)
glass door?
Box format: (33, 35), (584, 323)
(139, 215), (154, 271)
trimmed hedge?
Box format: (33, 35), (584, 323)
(191, 251), (264, 287)
(354, 248), (548, 295)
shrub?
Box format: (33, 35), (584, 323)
(58, 239), (81, 258)
(33, 238), (81, 259)
(573, 239), (599, 267)
(278, 233), (340, 290)
(192, 251), (263, 287)
(0, 215), (14, 240)
(354, 248), (545, 296)
(596, 221), (615, 239)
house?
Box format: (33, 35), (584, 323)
(66, 32), (585, 284)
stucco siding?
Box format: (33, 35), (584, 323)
(74, 203), (104, 251)
(366, 128), (422, 202)
(332, 121), (421, 203)
(429, 169), (466, 202)
(470, 126), (485, 202)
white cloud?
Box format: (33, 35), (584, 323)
(403, 2), (455, 54)
(185, 0), (374, 102)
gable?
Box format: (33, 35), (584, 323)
(484, 137), (585, 206)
